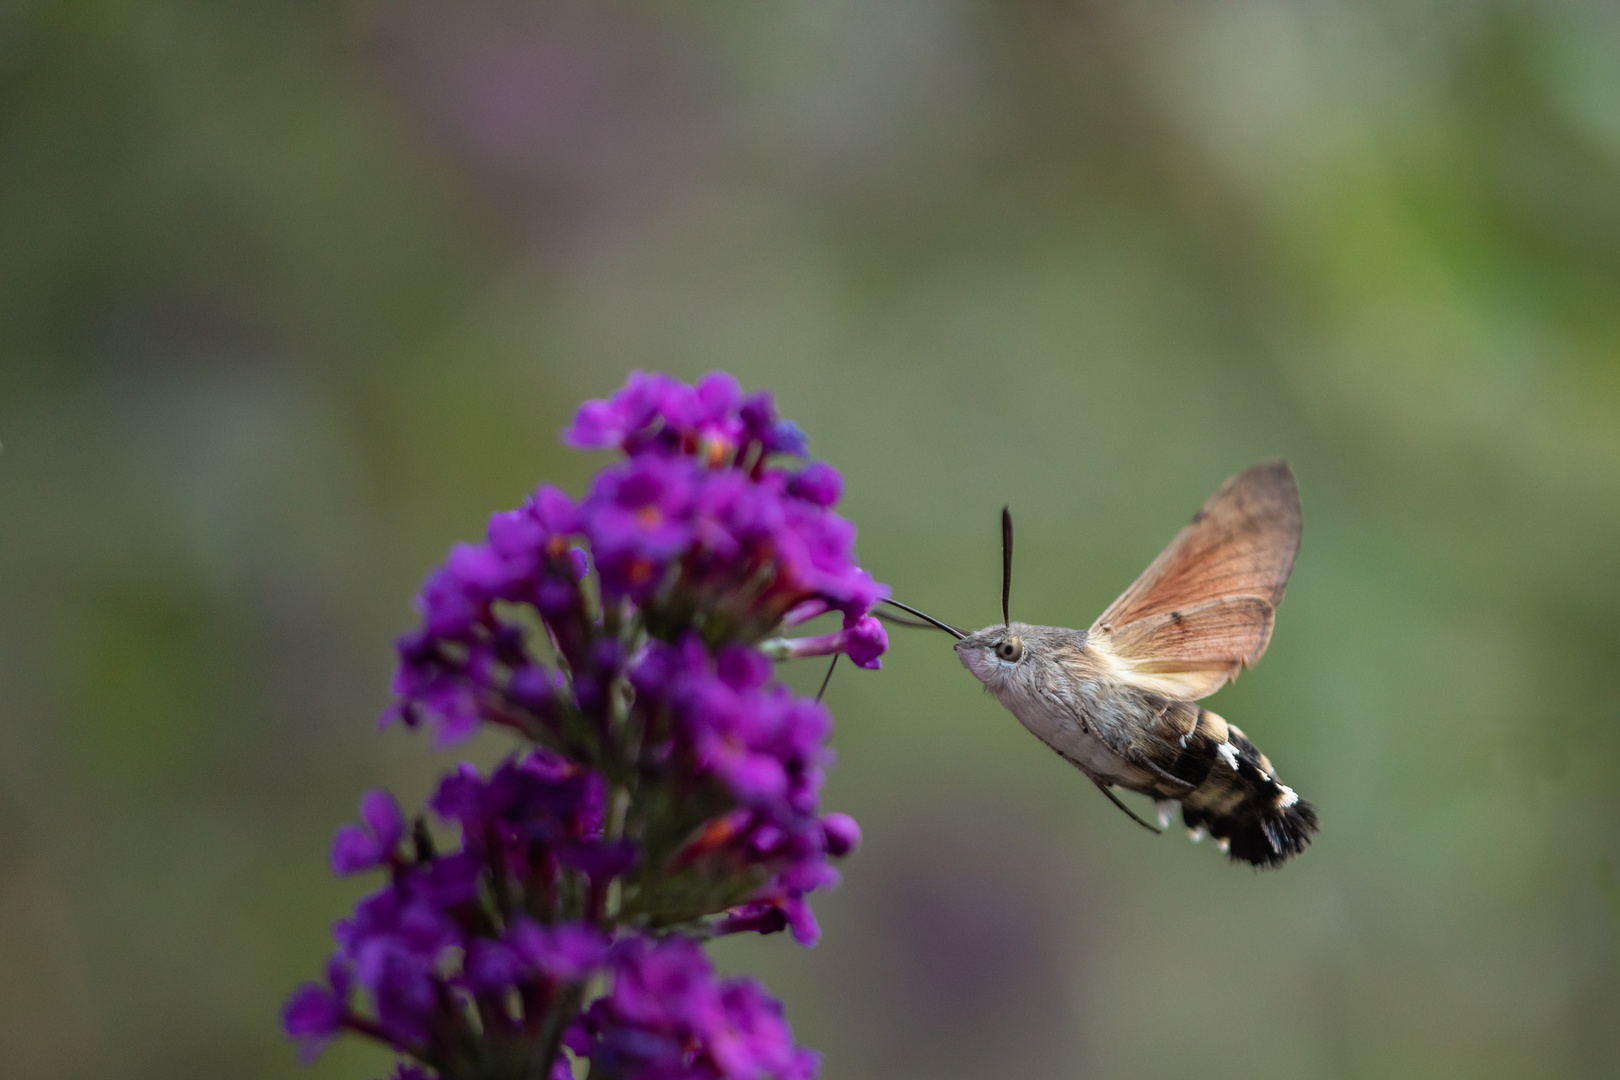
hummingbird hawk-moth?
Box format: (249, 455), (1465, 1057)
(884, 461), (1318, 868)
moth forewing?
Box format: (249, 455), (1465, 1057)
(1089, 461), (1300, 699)
(1091, 460), (1301, 635)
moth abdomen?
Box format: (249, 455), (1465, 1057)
(1177, 714), (1317, 868)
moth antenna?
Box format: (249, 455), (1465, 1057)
(1001, 505), (1013, 629)
(878, 598), (966, 639)
(1091, 780), (1163, 834)
(816, 654), (839, 703)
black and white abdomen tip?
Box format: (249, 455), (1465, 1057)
(1179, 712), (1318, 868)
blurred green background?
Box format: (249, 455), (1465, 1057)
(3, 1), (1619, 1077)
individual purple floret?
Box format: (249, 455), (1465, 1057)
(331, 790), (406, 875)
(819, 812), (861, 858)
(282, 963), (348, 1064)
(763, 614), (889, 671)
(287, 373), (882, 1080)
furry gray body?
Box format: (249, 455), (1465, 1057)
(956, 621), (1317, 866)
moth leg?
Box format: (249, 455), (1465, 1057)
(1092, 780), (1163, 834)
(815, 654), (839, 702)
(1124, 745), (1196, 790)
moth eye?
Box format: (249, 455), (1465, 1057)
(995, 638), (1023, 662)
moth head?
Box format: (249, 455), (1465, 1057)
(954, 622), (1033, 687)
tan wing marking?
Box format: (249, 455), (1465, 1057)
(1091, 634), (1246, 701)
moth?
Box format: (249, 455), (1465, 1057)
(883, 461), (1317, 868)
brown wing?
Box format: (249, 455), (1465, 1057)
(1090, 461), (1301, 700)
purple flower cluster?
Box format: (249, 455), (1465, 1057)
(574, 376), (884, 643)
(286, 374), (882, 1080)
(626, 638), (860, 945)
(285, 753), (615, 1071)
(570, 937), (819, 1080)
(565, 371), (808, 461)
